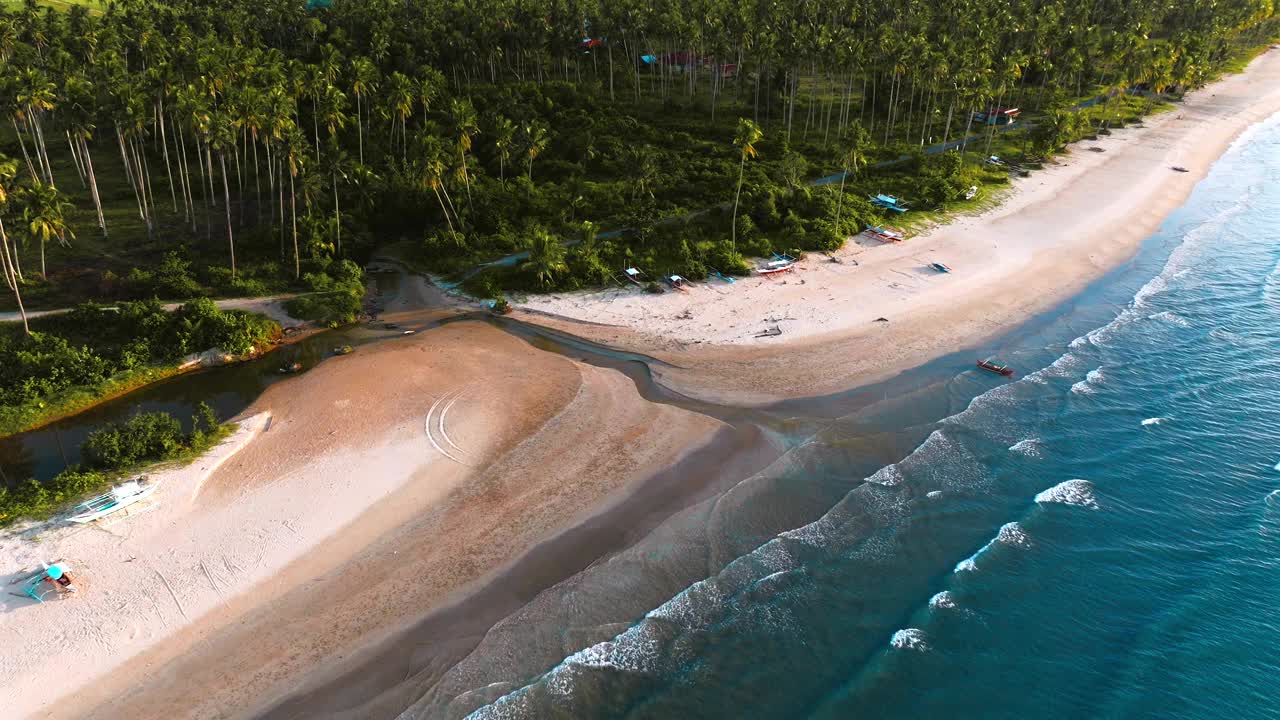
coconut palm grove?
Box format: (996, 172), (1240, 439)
(0, 0), (1276, 441)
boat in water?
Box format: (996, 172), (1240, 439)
(68, 479), (158, 524)
(976, 358), (1015, 377)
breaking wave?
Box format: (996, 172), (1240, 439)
(1035, 479), (1100, 510)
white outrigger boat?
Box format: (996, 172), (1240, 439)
(67, 478), (158, 524)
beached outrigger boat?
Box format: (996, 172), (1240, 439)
(758, 262), (793, 276)
(663, 275), (691, 292)
(709, 267), (737, 283)
(622, 267), (648, 286)
(976, 359), (1014, 377)
(930, 262), (951, 273)
(865, 225), (906, 243)
(869, 194), (909, 213)
(68, 479), (157, 524)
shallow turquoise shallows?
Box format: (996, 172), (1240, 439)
(410, 115), (1280, 720)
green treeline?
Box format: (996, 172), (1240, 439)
(0, 0), (1275, 312)
(0, 298), (278, 435)
(0, 403), (229, 525)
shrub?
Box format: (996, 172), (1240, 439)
(82, 412), (185, 470)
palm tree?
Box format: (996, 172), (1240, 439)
(522, 121), (549, 184)
(350, 56), (378, 165)
(284, 130), (306, 279)
(525, 227), (567, 289)
(385, 72), (414, 160)
(419, 134), (458, 241)
(0, 157), (28, 334)
(209, 117), (237, 279)
(21, 179), (74, 279)
(731, 118), (763, 249)
(449, 98), (479, 205)
(15, 67), (57, 187)
(834, 122), (869, 236)
(493, 116), (515, 181)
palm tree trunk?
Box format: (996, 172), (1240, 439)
(431, 184), (457, 239)
(834, 170), (847, 234)
(219, 151), (236, 279)
(65, 129), (86, 186)
(0, 218), (29, 335)
(81, 136), (106, 237)
(332, 171), (341, 255)
(289, 171), (299, 279)
(356, 94), (364, 165)
(158, 101), (179, 213)
(117, 126), (147, 222)
(731, 153), (746, 249)
(13, 118), (38, 181)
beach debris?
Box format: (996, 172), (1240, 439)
(964, 185), (979, 200)
(333, 345), (354, 356)
(929, 262), (952, 273)
(1088, 146), (1106, 152)
(676, 309), (694, 320)
(383, 322), (400, 330)
(874, 317), (889, 323)
(754, 325), (783, 338)
(279, 361), (303, 374)
(1171, 165), (1189, 173)
(282, 326), (302, 336)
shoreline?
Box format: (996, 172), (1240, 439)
(8, 321), (727, 720)
(516, 48), (1280, 406)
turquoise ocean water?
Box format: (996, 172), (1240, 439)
(358, 115), (1280, 720)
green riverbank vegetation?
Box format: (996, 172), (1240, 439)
(0, 298), (278, 436)
(0, 403), (231, 526)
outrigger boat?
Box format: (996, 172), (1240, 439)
(757, 262), (793, 276)
(663, 275), (691, 292)
(930, 262), (951, 273)
(865, 225), (906, 243)
(869, 194), (909, 213)
(68, 479), (157, 524)
(976, 359), (1014, 377)
(709, 267), (737, 283)
(622, 267), (648, 286)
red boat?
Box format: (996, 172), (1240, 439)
(976, 359), (1014, 377)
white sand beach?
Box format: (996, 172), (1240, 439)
(518, 48), (1280, 405)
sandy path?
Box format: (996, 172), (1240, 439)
(518, 48), (1280, 405)
(5, 320), (722, 720)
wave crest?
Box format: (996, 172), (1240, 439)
(1035, 479), (1100, 509)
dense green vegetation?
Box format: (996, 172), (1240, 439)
(0, 0), (1272, 308)
(0, 298), (278, 435)
(0, 404), (228, 525)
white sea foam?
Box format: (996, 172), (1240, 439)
(889, 628), (929, 651)
(926, 490), (944, 500)
(954, 556), (978, 573)
(1141, 417), (1165, 426)
(1009, 438), (1044, 458)
(929, 591), (957, 610)
(1265, 490), (1280, 508)
(1070, 379), (1096, 395)
(997, 522), (1031, 548)
(1147, 310), (1191, 327)
(1035, 479), (1100, 509)
(866, 464), (905, 486)
(1274, 460), (1280, 471)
